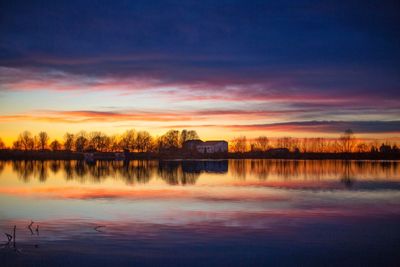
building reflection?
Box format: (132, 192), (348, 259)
(156, 160), (228, 185)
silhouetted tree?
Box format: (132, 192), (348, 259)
(161, 130), (180, 150)
(276, 137), (293, 151)
(0, 138), (5, 149)
(120, 130), (136, 151)
(75, 132), (88, 152)
(379, 143), (392, 153)
(50, 140), (62, 151)
(356, 143), (368, 153)
(88, 131), (109, 152)
(18, 131), (34, 151)
(38, 131), (49, 150)
(109, 135), (120, 152)
(136, 131), (153, 152)
(231, 136), (247, 153)
(254, 136), (269, 151)
(339, 129), (356, 153)
(64, 133), (74, 151)
(179, 129), (199, 147)
(12, 140), (22, 150)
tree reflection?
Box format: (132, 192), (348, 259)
(340, 161), (356, 188)
(229, 160), (399, 183)
(0, 161), (5, 175)
(49, 160), (61, 174)
(7, 160), (399, 185)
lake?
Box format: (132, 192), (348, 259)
(0, 160), (399, 266)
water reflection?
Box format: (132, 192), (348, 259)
(5, 160), (400, 185)
(1, 159), (400, 267)
(232, 160), (400, 181)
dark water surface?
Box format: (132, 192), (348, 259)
(0, 160), (399, 266)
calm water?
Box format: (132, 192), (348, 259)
(0, 160), (399, 266)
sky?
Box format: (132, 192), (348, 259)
(0, 0), (399, 144)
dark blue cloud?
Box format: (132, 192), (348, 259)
(228, 120), (400, 133)
(0, 0), (399, 98)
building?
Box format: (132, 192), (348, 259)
(182, 139), (203, 151)
(183, 140), (228, 154)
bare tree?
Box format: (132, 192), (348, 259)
(18, 131), (34, 151)
(0, 138), (5, 149)
(231, 136), (247, 153)
(12, 140), (22, 150)
(136, 131), (153, 152)
(187, 130), (199, 140)
(64, 133), (74, 151)
(339, 129), (356, 153)
(109, 135), (120, 152)
(88, 131), (110, 152)
(38, 131), (49, 150)
(179, 129), (200, 147)
(50, 140), (62, 151)
(356, 143), (368, 153)
(161, 130), (180, 150)
(75, 132), (88, 152)
(119, 130), (136, 151)
(276, 137), (291, 150)
(255, 136), (269, 151)
(179, 129), (188, 147)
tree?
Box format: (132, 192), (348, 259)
(356, 143), (368, 153)
(231, 136), (247, 153)
(339, 129), (356, 153)
(136, 131), (153, 152)
(38, 131), (49, 150)
(120, 130), (136, 151)
(18, 131), (34, 150)
(0, 138), (5, 149)
(276, 137), (291, 150)
(64, 133), (74, 151)
(109, 135), (120, 152)
(75, 132), (88, 152)
(187, 130), (199, 140)
(162, 130), (180, 150)
(88, 131), (110, 152)
(12, 140), (22, 150)
(50, 140), (62, 151)
(179, 129), (199, 147)
(254, 136), (269, 151)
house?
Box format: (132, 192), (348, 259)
(183, 140), (228, 153)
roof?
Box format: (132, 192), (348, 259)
(201, 141), (227, 145)
(183, 140), (228, 146)
(183, 139), (203, 144)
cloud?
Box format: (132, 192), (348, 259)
(1, 1), (399, 100)
(0, 0), (399, 133)
(0, 108), (315, 124)
(0, 186), (289, 202)
(225, 120), (400, 134)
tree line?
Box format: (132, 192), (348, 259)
(1, 129), (199, 153)
(230, 129), (399, 153)
(0, 128), (398, 154)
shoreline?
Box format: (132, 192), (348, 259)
(0, 150), (399, 160)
